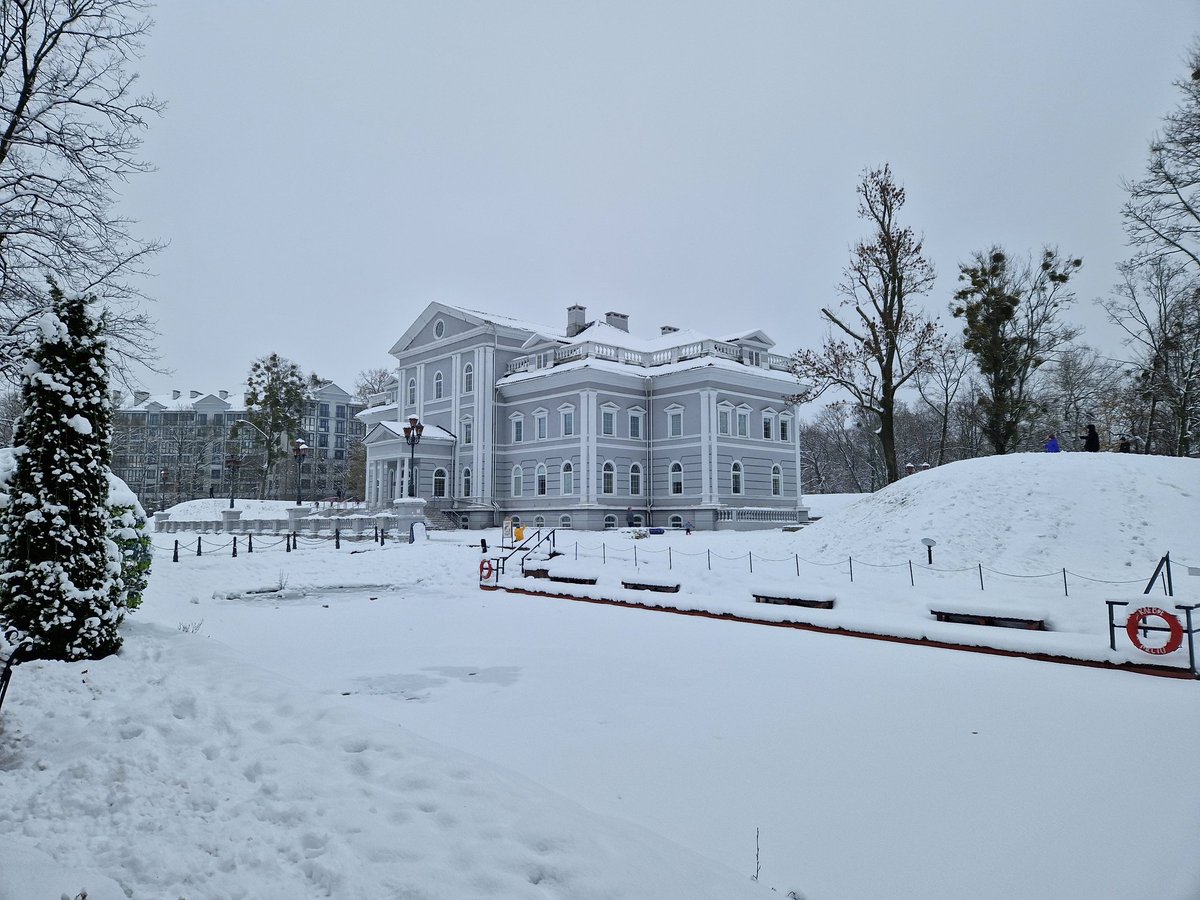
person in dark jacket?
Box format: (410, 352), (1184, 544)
(1083, 424), (1100, 452)
(1119, 437), (1132, 453)
(1044, 434), (1060, 453)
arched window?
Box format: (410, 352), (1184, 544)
(462, 466), (472, 497)
(629, 462), (642, 496)
(670, 461), (683, 495)
(536, 463), (548, 496)
(669, 515), (683, 529)
(534, 515), (546, 528)
(632, 514), (644, 526)
(561, 461), (574, 495)
(407, 378), (416, 406)
(432, 467), (447, 498)
(559, 514), (572, 529)
(434, 371), (443, 399)
(511, 465), (523, 498)
(601, 460), (615, 494)
(731, 461), (743, 495)
(463, 362), (474, 394)
(603, 514), (617, 529)
(771, 464), (783, 496)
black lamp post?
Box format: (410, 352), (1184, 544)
(224, 455), (242, 509)
(402, 416), (424, 498)
(292, 438), (309, 505)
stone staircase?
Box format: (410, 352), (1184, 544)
(423, 506), (463, 531)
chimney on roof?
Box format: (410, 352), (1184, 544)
(660, 325), (679, 336)
(172, 389), (181, 400)
(218, 390), (229, 400)
(567, 304), (587, 337)
(134, 390), (150, 405)
(604, 311), (629, 332)
(190, 390), (200, 399)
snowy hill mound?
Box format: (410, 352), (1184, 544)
(797, 453), (1198, 575)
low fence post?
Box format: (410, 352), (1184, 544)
(335, 528), (341, 550)
(173, 539), (179, 563)
(286, 534), (291, 553)
(909, 560), (914, 587)
(232, 536), (237, 558)
(748, 550), (753, 574)
(1062, 568), (1068, 597)
(848, 556), (853, 582)
(978, 563), (985, 591)
(196, 536), (202, 557)
(293, 531), (299, 550)
(248, 533), (254, 553)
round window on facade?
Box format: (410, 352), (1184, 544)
(434, 319), (445, 339)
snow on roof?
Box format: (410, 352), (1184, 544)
(499, 353), (800, 387)
(369, 420), (457, 441)
(444, 304), (566, 338)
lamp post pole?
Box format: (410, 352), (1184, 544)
(292, 439), (309, 505)
(225, 455), (242, 509)
(402, 416), (424, 498)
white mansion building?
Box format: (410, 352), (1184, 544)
(361, 302), (808, 531)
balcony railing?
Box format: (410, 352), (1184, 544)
(505, 340), (792, 375)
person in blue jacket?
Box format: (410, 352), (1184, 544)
(1044, 434), (1060, 452)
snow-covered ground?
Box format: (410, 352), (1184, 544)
(2, 453), (1198, 898)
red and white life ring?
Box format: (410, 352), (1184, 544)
(1125, 606), (1184, 655)
(479, 559), (494, 581)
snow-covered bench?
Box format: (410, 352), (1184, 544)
(751, 583), (836, 609)
(621, 574), (680, 593)
(545, 561), (600, 585)
(929, 601), (1050, 631)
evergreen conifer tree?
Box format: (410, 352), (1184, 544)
(0, 285), (123, 660)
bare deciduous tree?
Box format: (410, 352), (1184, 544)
(1102, 257), (1200, 455)
(353, 366), (395, 402)
(1123, 40), (1200, 273)
(789, 165), (941, 484)
(0, 0), (163, 386)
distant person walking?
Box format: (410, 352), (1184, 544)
(625, 506), (635, 527)
(1083, 424), (1100, 452)
(1044, 434), (1060, 453)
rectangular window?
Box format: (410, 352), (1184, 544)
(562, 411), (575, 436)
(336, 405), (346, 419)
(779, 418), (790, 442)
(601, 410), (615, 436)
(669, 412), (683, 438)
(319, 403), (330, 417)
(512, 419), (523, 443)
(736, 412), (749, 437)
(763, 416), (773, 440)
(335, 435), (345, 449)
(718, 409), (730, 435)
(536, 413), (548, 440)
(463, 421), (473, 445)
(629, 413), (642, 440)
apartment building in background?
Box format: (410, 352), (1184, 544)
(111, 382), (365, 512)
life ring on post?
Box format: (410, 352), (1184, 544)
(1125, 606), (1184, 655)
(479, 559), (494, 581)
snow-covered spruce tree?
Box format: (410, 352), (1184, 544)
(0, 286), (124, 660)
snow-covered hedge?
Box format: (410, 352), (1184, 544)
(0, 446), (152, 613)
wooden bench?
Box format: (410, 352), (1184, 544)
(930, 608), (1048, 631)
(753, 593), (835, 609)
(0, 644), (28, 715)
(548, 574), (598, 585)
(621, 579), (680, 594)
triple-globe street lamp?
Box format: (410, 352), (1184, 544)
(402, 416), (424, 498)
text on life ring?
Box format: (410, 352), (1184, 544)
(1125, 606), (1184, 655)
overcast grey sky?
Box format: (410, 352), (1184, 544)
(122, 0), (1199, 396)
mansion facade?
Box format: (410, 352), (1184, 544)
(361, 303), (808, 530)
